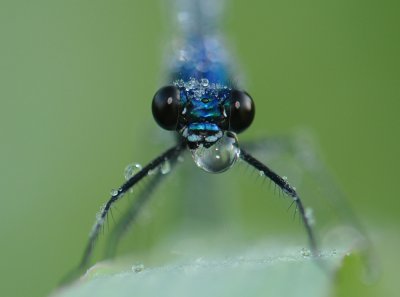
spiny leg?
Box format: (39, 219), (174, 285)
(104, 157), (179, 259)
(61, 142), (186, 283)
(242, 133), (367, 231)
(242, 133), (376, 275)
(239, 148), (318, 255)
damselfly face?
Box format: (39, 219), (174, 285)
(152, 78), (255, 173)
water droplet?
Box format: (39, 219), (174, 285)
(176, 79), (184, 87)
(300, 248), (311, 257)
(191, 132), (239, 173)
(282, 176), (288, 181)
(132, 263), (144, 273)
(147, 167), (159, 176)
(185, 78), (197, 90)
(193, 89), (203, 97)
(200, 78), (209, 87)
(124, 163), (142, 180)
(259, 171), (265, 177)
(161, 160), (171, 174)
(110, 189), (118, 196)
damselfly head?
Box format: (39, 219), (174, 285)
(152, 79), (255, 172)
(152, 79), (255, 138)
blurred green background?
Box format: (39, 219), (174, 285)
(0, 0), (398, 296)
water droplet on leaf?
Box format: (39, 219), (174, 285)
(132, 263), (144, 273)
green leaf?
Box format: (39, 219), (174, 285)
(53, 244), (355, 297)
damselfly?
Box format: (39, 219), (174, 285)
(73, 0), (319, 273)
(69, 0), (334, 278)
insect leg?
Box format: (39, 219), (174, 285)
(78, 142), (186, 270)
(104, 158), (179, 259)
(239, 148), (318, 255)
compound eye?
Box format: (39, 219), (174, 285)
(229, 90), (255, 133)
(152, 85), (180, 130)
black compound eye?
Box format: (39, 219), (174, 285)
(152, 85), (180, 130)
(229, 90), (255, 133)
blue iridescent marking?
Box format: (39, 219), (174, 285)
(189, 97), (221, 120)
(189, 122), (219, 132)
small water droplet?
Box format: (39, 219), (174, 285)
(124, 163), (142, 180)
(132, 263), (144, 273)
(282, 176), (288, 181)
(148, 167), (159, 176)
(300, 248), (311, 257)
(161, 160), (171, 174)
(176, 79), (184, 87)
(193, 89), (202, 97)
(259, 170), (265, 177)
(200, 78), (209, 87)
(110, 189), (118, 196)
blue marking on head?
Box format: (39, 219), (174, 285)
(189, 98), (222, 120)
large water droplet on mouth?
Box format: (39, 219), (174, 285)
(191, 132), (240, 173)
